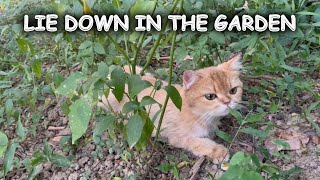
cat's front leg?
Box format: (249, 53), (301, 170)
(174, 137), (229, 164)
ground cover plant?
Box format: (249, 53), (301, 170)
(0, 0), (319, 179)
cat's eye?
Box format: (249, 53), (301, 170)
(205, 93), (217, 100)
(229, 87), (237, 95)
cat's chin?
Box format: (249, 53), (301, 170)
(216, 103), (238, 116)
(217, 109), (229, 117)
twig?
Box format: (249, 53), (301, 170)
(246, 75), (280, 81)
(245, 79), (276, 92)
(189, 156), (206, 180)
(212, 109), (253, 179)
(48, 126), (65, 131)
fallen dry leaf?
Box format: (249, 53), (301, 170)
(48, 136), (63, 146)
(312, 135), (320, 145)
(57, 128), (71, 136)
(274, 131), (309, 145)
(265, 131), (309, 152)
(238, 142), (253, 152)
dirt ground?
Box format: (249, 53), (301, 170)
(2, 94), (320, 180)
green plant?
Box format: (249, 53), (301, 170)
(0, 0), (319, 179)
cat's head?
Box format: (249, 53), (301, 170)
(183, 53), (243, 118)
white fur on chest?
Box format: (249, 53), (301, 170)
(191, 124), (209, 138)
(190, 116), (221, 138)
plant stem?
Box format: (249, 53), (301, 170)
(132, 0), (159, 75)
(132, 32), (146, 74)
(141, 0), (180, 74)
(154, 32), (177, 142)
(106, 33), (131, 70)
(154, 0), (182, 143)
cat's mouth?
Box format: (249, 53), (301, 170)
(217, 101), (238, 116)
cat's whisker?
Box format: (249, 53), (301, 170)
(204, 112), (215, 125)
(199, 112), (215, 126)
(196, 112), (210, 126)
(193, 112), (210, 127)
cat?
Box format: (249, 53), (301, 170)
(98, 53), (243, 163)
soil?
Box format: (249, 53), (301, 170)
(2, 96), (320, 180)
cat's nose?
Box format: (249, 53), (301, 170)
(222, 100), (230, 105)
(220, 97), (231, 105)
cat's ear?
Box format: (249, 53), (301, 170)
(218, 53), (243, 71)
(183, 70), (200, 90)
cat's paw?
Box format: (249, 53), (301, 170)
(208, 145), (229, 164)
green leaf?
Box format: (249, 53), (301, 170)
(280, 64), (305, 74)
(59, 136), (71, 147)
(97, 62), (109, 77)
(241, 171), (263, 180)
(31, 59), (42, 78)
(55, 72), (84, 96)
(50, 154), (72, 167)
(157, 164), (175, 171)
(17, 116), (27, 140)
(218, 164), (242, 180)
(272, 139), (290, 150)
(130, 0), (157, 16)
(122, 101), (140, 114)
(164, 85), (182, 111)
(110, 67), (126, 102)
(126, 114), (144, 148)
(16, 37), (28, 52)
(229, 108), (243, 124)
(69, 98), (92, 144)
(296, 11), (320, 16)
(172, 166), (180, 180)
(306, 101), (320, 115)
(44, 140), (53, 156)
(5, 99), (13, 117)
(229, 152), (245, 165)
(261, 164), (280, 174)
(269, 101), (279, 113)
(304, 101), (320, 136)
(215, 130), (232, 143)
(3, 142), (18, 176)
(53, 72), (64, 87)
(140, 96), (159, 107)
(245, 112), (265, 123)
(79, 40), (93, 49)
(135, 112), (154, 150)
(94, 42), (106, 54)
(27, 164), (43, 180)
(0, 131), (8, 156)
(154, 80), (162, 90)
(209, 31), (225, 44)
(93, 115), (116, 137)
(283, 166), (302, 178)
(61, 101), (70, 115)
(240, 128), (268, 138)
(128, 75), (152, 98)
(250, 154), (261, 168)
(30, 151), (45, 167)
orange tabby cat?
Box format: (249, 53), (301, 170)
(99, 53), (243, 163)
